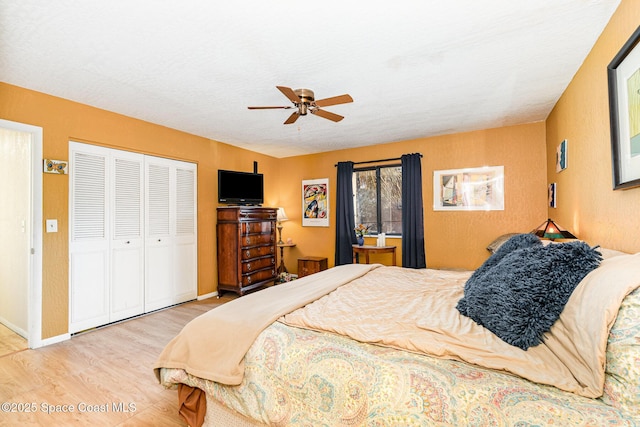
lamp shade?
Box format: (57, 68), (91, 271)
(276, 207), (288, 222)
(532, 218), (577, 240)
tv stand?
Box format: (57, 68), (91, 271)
(216, 206), (277, 296)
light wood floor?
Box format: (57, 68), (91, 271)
(0, 323), (28, 357)
(0, 295), (236, 426)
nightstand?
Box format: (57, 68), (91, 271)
(298, 256), (328, 278)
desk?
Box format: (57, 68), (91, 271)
(352, 244), (396, 265)
(277, 243), (296, 275)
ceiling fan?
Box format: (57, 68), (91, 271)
(248, 86), (353, 125)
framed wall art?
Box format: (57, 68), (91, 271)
(548, 182), (557, 208)
(302, 178), (329, 226)
(556, 139), (567, 172)
(43, 158), (68, 174)
(433, 166), (504, 211)
(608, 25), (640, 190)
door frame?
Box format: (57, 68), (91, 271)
(0, 119), (43, 349)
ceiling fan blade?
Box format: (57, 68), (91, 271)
(276, 86), (301, 104)
(283, 111), (300, 125)
(314, 94), (353, 108)
(247, 106), (293, 109)
(312, 108), (344, 122)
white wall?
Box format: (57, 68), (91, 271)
(0, 127), (30, 336)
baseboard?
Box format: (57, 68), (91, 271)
(40, 333), (70, 347)
(0, 316), (27, 339)
(197, 291), (218, 300)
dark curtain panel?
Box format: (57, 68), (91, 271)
(401, 153), (426, 268)
(335, 161), (356, 265)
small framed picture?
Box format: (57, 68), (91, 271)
(43, 159), (68, 174)
(548, 183), (557, 208)
(556, 140), (567, 172)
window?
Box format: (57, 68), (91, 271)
(353, 165), (402, 235)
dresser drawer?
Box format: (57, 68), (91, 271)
(241, 233), (275, 247)
(241, 221), (273, 235)
(242, 267), (277, 286)
(242, 245), (275, 260)
(218, 207), (277, 222)
(242, 256), (275, 273)
(239, 210), (276, 221)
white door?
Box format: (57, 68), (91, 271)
(0, 119), (43, 349)
(173, 163), (197, 303)
(144, 157), (174, 312)
(0, 128), (31, 337)
(70, 142), (197, 326)
(69, 145), (110, 333)
(144, 157), (197, 312)
(110, 151), (145, 322)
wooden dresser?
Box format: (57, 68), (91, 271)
(217, 206), (277, 296)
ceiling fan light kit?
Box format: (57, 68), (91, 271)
(248, 86), (353, 125)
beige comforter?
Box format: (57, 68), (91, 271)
(281, 253), (640, 398)
(155, 252), (640, 399)
(154, 263), (379, 385)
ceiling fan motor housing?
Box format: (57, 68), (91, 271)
(294, 88), (314, 115)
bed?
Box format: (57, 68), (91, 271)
(154, 236), (640, 426)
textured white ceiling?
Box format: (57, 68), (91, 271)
(0, 1), (620, 158)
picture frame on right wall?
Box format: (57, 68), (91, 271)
(608, 25), (640, 190)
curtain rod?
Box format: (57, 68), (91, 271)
(334, 153), (422, 167)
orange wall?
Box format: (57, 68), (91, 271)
(545, 0), (640, 254)
(275, 122), (548, 271)
(0, 83), (279, 338)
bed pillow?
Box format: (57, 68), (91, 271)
(486, 233), (520, 253)
(458, 233), (541, 316)
(457, 240), (602, 350)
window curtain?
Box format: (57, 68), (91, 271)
(401, 153), (426, 268)
(335, 161), (356, 265)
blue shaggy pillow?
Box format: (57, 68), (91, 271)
(456, 239), (602, 350)
(458, 233), (542, 316)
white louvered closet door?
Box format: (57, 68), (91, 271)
(110, 151), (145, 322)
(144, 157), (174, 312)
(70, 142), (197, 331)
(173, 161), (197, 304)
(144, 157), (197, 312)
(69, 143), (110, 333)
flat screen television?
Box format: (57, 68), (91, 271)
(218, 169), (264, 205)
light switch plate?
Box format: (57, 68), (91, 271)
(46, 219), (58, 233)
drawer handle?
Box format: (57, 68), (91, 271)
(245, 250), (251, 257)
(247, 276), (252, 283)
(271, 259), (275, 264)
(246, 237), (251, 245)
(247, 263), (252, 271)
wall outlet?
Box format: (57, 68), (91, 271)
(46, 219), (58, 233)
